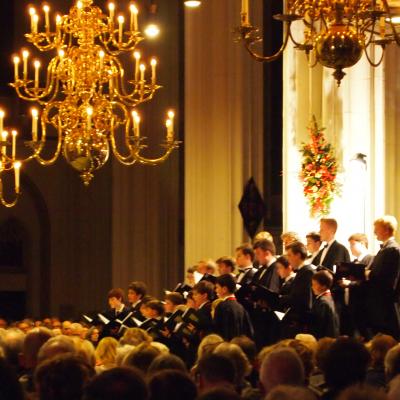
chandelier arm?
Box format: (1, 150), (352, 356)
(244, 22), (291, 63)
(109, 134), (137, 164)
(363, 45), (385, 67)
(133, 145), (178, 166)
(0, 179), (20, 208)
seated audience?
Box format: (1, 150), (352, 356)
(148, 370), (197, 400)
(95, 337), (119, 373)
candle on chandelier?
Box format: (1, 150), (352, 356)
(13, 56), (20, 81)
(118, 15), (124, 43)
(241, 0), (249, 26)
(129, 4), (138, 32)
(31, 108), (38, 142)
(166, 120), (173, 142)
(108, 3), (115, 23)
(1, 131), (8, 156)
(14, 161), (21, 194)
(22, 50), (29, 80)
(34, 60), (41, 89)
(99, 50), (105, 70)
(86, 107), (93, 131)
(132, 111), (140, 137)
(11, 130), (17, 160)
(29, 7), (37, 33)
(77, 1), (83, 18)
(0, 110), (4, 136)
(43, 4), (50, 33)
(134, 51), (141, 81)
(140, 64), (145, 81)
(150, 58), (157, 85)
(56, 14), (62, 37)
(32, 14), (39, 34)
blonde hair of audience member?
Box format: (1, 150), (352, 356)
(254, 231), (274, 243)
(337, 384), (388, 400)
(71, 336), (96, 367)
(150, 341), (170, 354)
(368, 334), (397, 369)
(95, 337), (118, 370)
(116, 344), (135, 366)
(70, 323), (84, 337)
(196, 334), (224, 362)
(22, 327), (54, 370)
(120, 327), (153, 346)
(388, 374), (400, 400)
(374, 215), (398, 239)
(37, 335), (76, 364)
(214, 342), (252, 387)
(265, 385), (317, 400)
(281, 232), (302, 250)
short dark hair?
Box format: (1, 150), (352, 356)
(84, 367), (148, 400)
(216, 257), (236, 273)
(193, 281), (215, 300)
(312, 270), (333, 288)
(197, 353), (236, 385)
(165, 292), (184, 306)
(128, 281), (147, 298)
(108, 288), (124, 301)
(148, 354), (187, 376)
(196, 387), (241, 400)
(253, 239), (276, 256)
(285, 241), (307, 260)
(276, 255), (290, 269)
(235, 243), (255, 261)
(148, 370), (197, 400)
(146, 300), (165, 316)
(306, 232), (321, 242)
(215, 274), (236, 294)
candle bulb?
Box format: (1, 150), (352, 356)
(140, 64), (145, 81)
(13, 56), (20, 81)
(134, 51), (141, 81)
(29, 7), (37, 33)
(56, 14), (62, 37)
(32, 14), (39, 34)
(43, 5), (50, 33)
(31, 108), (38, 142)
(14, 161), (21, 194)
(11, 130), (17, 160)
(131, 110), (140, 137)
(86, 107), (93, 131)
(22, 50), (29, 81)
(2, 131), (8, 156)
(0, 110), (4, 136)
(108, 3), (115, 24)
(118, 15), (124, 43)
(241, 0), (249, 26)
(99, 50), (105, 70)
(34, 60), (41, 89)
(166, 119), (173, 141)
(129, 4), (138, 31)
(150, 58), (157, 85)
(77, 1), (83, 18)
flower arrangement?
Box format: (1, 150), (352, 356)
(299, 116), (340, 217)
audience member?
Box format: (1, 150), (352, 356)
(148, 370), (197, 400)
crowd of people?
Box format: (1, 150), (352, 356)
(0, 215), (400, 400)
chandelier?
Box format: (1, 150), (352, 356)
(236, 0), (400, 85)
(0, 0), (179, 207)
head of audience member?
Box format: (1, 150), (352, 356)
(281, 231), (301, 250)
(216, 257), (236, 276)
(265, 385), (317, 400)
(369, 334), (397, 369)
(164, 292), (184, 314)
(0, 318), (8, 329)
(319, 218), (338, 242)
(385, 343), (400, 381)
(388, 374), (400, 400)
(120, 327), (152, 346)
(196, 353), (236, 393)
(0, 328), (26, 371)
(72, 337), (96, 367)
(235, 244), (255, 269)
(348, 233), (369, 258)
(123, 342), (161, 374)
(148, 353), (187, 376)
(230, 335), (257, 368)
(253, 239), (276, 266)
(85, 326), (100, 345)
(70, 322), (84, 337)
(107, 288), (125, 310)
(306, 232), (322, 254)
(215, 274), (236, 299)
(374, 215), (398, 242)
(62, 320), (73, 335)
(259, 347), (305, 395)
(196, 334), (224, 363)
(34, 354), (95, 400)
(285, 241), (308, 270)
(127, 281), (147, 306)
(37, 335), (76, 364)
(197, 387), (241, 400)
(192, 281), (215, 309)
(311, 270), (333, 297)
(337, 384), (388, 400)
(314, 337), (336, 372)
(142, 300), (165, 319)
(214, 342), (251, 389)
(322, 338), (370, 392)
(254, 231), (274, 243)
(276, 256), (292, 280)
(95, 337), (118, 368)
(84, 366), (148, 400)
(18, 319), (34, 334)
(148, 370), (197, 400)
(0, 358), (25, 400)
(21, 327), (53, 371)
(285, 340), (315, 384)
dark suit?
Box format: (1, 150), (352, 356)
(213, 297), (253, 341)
(236, 266), (257, 285)
(311, 292), (340, 339)
(367, 239), (400, 338)
(313, 240), (350, 270)
(279, 264), (315, 337)
(252, 261), (281, 292)
(129, 301), (145, 321)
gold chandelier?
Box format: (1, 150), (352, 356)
(0, 0), (179, 207)
(236, 0), (400, 85)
